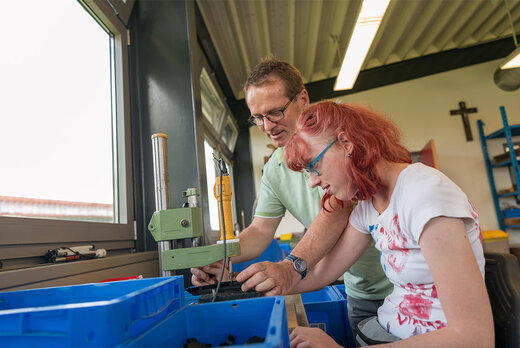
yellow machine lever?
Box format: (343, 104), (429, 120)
(213, 174), (235, 241)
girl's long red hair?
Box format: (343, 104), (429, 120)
(285, 101), (411, 206)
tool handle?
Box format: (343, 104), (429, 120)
(213, 175), (235, 241)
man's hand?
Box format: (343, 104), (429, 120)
(235, 260), (300, 296)
(289, 327), (341, 348)
(190, 260), (230, 286)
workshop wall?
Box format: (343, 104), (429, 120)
(337, 59), (520, 242)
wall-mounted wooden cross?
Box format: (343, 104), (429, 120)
(449, 101), (478, 141)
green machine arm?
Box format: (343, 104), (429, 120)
(148, 201), (241, 271)
(160, 243), (241, 270)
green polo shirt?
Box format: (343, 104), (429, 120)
(255, 148), (392, 300)
(255, 148), (323, 227)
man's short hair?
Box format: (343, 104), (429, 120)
(243, 56), (305, 99)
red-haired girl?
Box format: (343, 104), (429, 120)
(284, 101), (493, 347)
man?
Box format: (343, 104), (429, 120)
(191, 57), (392, 332)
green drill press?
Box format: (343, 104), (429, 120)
(148, 187), (240, 270)
(148, 133), (240, 273)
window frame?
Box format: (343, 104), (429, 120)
(221, 114), (239, 152)
(0, 0), (135, 267)
(200, 62), (239, 158)
(200, 67), (227, 137)
(199, 59), (239, 238)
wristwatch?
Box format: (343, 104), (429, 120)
(285, 254), (307, 279)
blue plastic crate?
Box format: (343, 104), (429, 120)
(0, 276), (183, 347)
(331, 285), (349, 322)
(233, 239), (284, 272)
(123, 296), (289, 347)
(502, 208), (520, 219)
(278, 242), (292, 258)
(331, 284), (355, 347)
(182, 290), (200, 306)
(301, 286), (353, 347)
(332, 284), (348, 300)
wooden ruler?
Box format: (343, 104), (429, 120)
(284, 294), (309, 333)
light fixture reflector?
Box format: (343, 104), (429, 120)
(501, 47), (520, 70)
(334, 0), (391, 91)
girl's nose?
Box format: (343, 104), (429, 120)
(309, 173), (320, 188)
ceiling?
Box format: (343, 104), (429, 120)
(196, 0), (520, 103)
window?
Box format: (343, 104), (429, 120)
(0, 0), (134, 268)
(200, 64), (239, 238)
(204, 139), (238, 238)
(0, 0), (114, 223)
(200, 67), (239, 155)
(200, 68), (226, 133)
(204, 140), (220, 231)
(221, 115), (239, 151)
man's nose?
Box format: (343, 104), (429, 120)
(263, 117), (276, 131)
(309, 173), (320, 188)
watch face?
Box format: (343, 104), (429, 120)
(294, 259), (306, 272)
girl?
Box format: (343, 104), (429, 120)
(284, 101), (493, 347)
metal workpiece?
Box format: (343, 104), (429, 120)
(151, 133), (172, 277)
(160, 241), (241, 270)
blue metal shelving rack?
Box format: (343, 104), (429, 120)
(477, 106), (520, 230)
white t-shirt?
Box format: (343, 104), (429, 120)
(349, 163), (485, 339)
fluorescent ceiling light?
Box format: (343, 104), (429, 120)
(501, 47), (520, 70)
(334, 0), (391, 91)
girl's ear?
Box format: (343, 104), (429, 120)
(338, 131), (353, 154)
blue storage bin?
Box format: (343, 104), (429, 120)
(182, 290), (200, 305)
(332, 284), (346, 299)
(301, 286), (353, 347)
(502, 208), (520, 219)
(0, 276), (183, 347)
(124, 296), (289, 348)
(278, 242), (292, 258)
(331, 284), (355, 347)
(233, 239), (283, 272)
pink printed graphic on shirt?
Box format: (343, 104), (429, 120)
(396, 283), (445, 330)
(398, 293), (433, 319)
(467, 198), (483, 244)
(431, 285), (438, 298)
(380, 214), (409, 273)
(388, 253), (408, 273)
(400, 283), (437, 299)
(377, 226), (385, 249)
(397, 313), (446, 331)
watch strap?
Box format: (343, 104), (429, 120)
(285, 254), (307, 279)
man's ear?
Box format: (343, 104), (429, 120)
(338, 131), (353, 153)
(300, 89), (310, 107)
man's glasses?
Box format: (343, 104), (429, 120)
(248, 90), (301, 126)
(305, 139), (336, 176)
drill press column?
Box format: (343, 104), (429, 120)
(151, 133), (172, 277)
